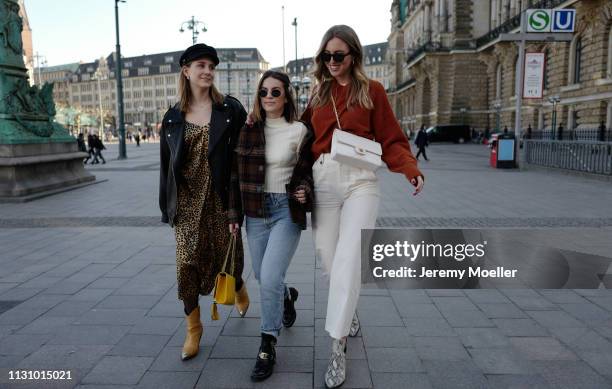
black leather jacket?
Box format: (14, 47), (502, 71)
(159, 96), (246, 226)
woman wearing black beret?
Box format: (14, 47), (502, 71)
(159, 43), (249, 361)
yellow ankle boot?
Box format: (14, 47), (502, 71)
(181, 306), (203, 360)
(235, 284), (250, 317)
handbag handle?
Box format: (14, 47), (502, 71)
(220, 234), (236, 275)
(330, 94), (342, 131)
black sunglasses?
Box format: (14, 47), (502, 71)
(259, 88), (282, 98)
(320, 52), (350, 63)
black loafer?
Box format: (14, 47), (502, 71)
(282, 287), (299, 328)
(251, 334), (276, 381)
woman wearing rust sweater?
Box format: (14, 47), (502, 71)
(302, 25), (424, 389)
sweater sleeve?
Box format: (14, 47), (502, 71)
(370, 81), (423, 182)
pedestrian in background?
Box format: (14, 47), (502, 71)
(301, 25), (424, 389)
(415, 124), (429, 161)
(84, 133), (95, 163)
(92, 134), (106, 164)
(233, 70), (314, 381)
(135, 129), (141, 146)
(159, 43), (249, 362)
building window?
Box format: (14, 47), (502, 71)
(133, 79), (141, 87)
(160, 64), (171, 73)
(144, 90), (153, 98)
(568, 35), (582, 85)
(543, 48), (550, 90)
(143, 78), (152, 87)
(607, 25), (612, 78)
(144, 59), (152, 65)
(495, 63), (502, 99)
(166, 75), (176, 84)
(122, 69), (129, 77)
(165, 56), (174, 63)
(124, 61), (132, 68)
(138, 67), (149, 76)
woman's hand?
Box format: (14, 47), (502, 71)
(229, 223), (240, 235)
(245, 112), (255, 127)
(293, 186), (307, 204)
(410, 176), (424, 196)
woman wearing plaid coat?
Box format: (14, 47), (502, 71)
(229, 70), (314, 382)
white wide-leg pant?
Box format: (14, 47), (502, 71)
(312, 154), (380, 339)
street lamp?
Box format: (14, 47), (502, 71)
(493, 100), (502, 132)
(33, 52), (47, 85)
(115, 0), (127, 159)
(180, 16), (207, 45)
(548, 95), (561, 139)
(291, 18), (298, 78)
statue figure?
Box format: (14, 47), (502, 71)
(0, 1), (23, 55)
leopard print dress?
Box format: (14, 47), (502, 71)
(174, 121), (244, 301)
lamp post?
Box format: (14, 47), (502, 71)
(291, 18), (298, 78)
(493, 100), (502, 132)
(33, 52), (47, 85)
(180, 16), (207, 45)
(291, 76), (300, 115)
(115, 0), (127, 159)
(548, 95), (561, 139)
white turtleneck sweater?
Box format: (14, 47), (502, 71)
(264, 117), (308, 193)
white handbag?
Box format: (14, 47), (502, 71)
(329, 94), (382, 171)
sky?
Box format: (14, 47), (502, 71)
(25, 0), (393, 68)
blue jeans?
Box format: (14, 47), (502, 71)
(246, 193), (301, 337)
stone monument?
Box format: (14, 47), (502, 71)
(0, 0), (94, 201)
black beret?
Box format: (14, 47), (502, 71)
(179, 43), (219, 66)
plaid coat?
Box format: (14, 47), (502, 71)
(228, 120), (314, 230)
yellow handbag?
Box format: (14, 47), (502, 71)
(211, 234), (236, 320)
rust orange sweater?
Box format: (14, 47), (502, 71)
(302, 80), (423, 181)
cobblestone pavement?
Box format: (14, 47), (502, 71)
(1, 142), (612, 389)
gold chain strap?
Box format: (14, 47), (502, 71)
(330, 94), (342, 130)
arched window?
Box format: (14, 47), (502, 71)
(568, 35), (582, 85)
(496, 63), (502, 99)
(607, 25), (612, 79)
(543, 48), (550, 90)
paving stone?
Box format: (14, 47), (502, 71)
(81, 356), (153, 385)
(75, 309), (147, 326)
(371, 373), (433, 389)
(414, 336), (471, 361)
(485, 374), (553, 389)
(169, 323), (222, 348)
(403, 317), (456, 337)
(440, 309), (495, 328)
(17, 345), (111, 370)
(149, 346), (210, 372)
(548, 327), (612, 351)
(476, 302), (527, 318)
(538, 290), (588, 304)
(455, 327), (511, 348)
(198, 358), (312, 388)
(221, 317), (261, 337)
(0, 333), (51, 356)
(492, 318), (550, 337)
(366, 347), (424, 373)
(361, 326), (413, 348)
(46, 301), (97, 317)
(17, 315), (77, 334)
(527, 310), (586, 328)
(510, 337), (579, 360)
(108, 334), (170, 357)
(129, 316), (182, 336)
(277, 326), (314, 347)
(394, 303), (443, 318)
(135, 371), (200, 389)
(469, 347), (535, 374)
(423, 360), (489, 389)
(48, 325), (131, 346)
(464, 289), (511, 304)
(96, 295), (160, 310)
(531, 360), (611, 389)
(275, 346), (314, 373)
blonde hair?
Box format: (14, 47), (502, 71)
(311, 25), (373, 110)
(177, 63), (224, 112)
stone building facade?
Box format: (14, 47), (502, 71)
(387, 0), (612, 134)
(36, 48), (268, 128)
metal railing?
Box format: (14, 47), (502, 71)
(405, 41), (449, 64)
(527, 129), (612, 142)
(524, 140), (612, 175)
